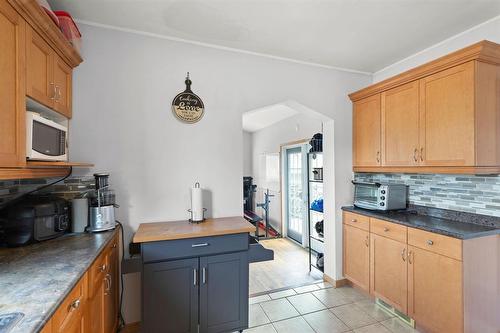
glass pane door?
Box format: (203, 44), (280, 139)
(285, 147), (306, 243)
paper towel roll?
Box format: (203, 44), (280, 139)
(191, 182), (204, 221)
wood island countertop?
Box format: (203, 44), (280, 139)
(133, 216), (255, 243)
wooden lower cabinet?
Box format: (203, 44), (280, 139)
(40, 231), (119, 333)
(370, 234), (407, 313)
(408, 245), (463, 333)
(343, 223), (370, 292)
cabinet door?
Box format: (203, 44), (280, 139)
(88, 281), (104, 333)
(200, 252), (249, 333)
(353, 94), (381, 167)
(143, 258), (199, 333)
(343, 224), (370, 292)
(26, 25), (54, 108)
(408, 246), (463, 333)
(419, 62), (475, 166)
(104, 240), (119, 333)
(53, 54), (72, 117)
(381, 81), (420, 166)
(0, 1), (25, 167)
(370, 234), (407, 313)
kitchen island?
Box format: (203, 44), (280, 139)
(133, 216), (272, 333)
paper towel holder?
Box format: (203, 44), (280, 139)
(188, 208), (207, 223)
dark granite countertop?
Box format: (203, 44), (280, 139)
(342, 206), (500, 239)
(0, 230), (116, 333)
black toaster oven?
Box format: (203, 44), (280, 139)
(0, 195), (70, 247)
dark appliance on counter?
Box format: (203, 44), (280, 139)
(353, 181), (407, 211)
(0, 195), (70, 247)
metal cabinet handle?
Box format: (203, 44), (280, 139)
(104, 274), (111, 295)
(383, 227), (389, 232)
(376, 151), (381, 163)
(49, 82), (55, 100)
(351, 219), (357, 223)
(413, 148), (418, 162)
(420, 148), (424, 162)
(408, 250), (413, 264)
(427, 240), (434, 246)
(70, 299), (80, 310)
(54, 86), (60, 102)
(365, 235), (369, 247)
(112, 243), (117, 248)
(99, 264), (107, 272)
(202, 267), (207, 284)
(193, 268), (198, 286)
(401, 248), (406, 261)
(192, 243), (209, 248)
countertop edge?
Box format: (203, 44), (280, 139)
(133, 228), (254, 243)
(32, 229), (118, 332)
(341, 206), (500, 240)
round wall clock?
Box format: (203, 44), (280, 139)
(172, 73), (205, 123)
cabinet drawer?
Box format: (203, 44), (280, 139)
(52, 273), (87, 331)
(370, 218), (407, 243)
(142, 233), (249, 263)
(89, 248), (107, 296)
(408, 228), (462, 261)
(343, 211), (370, 231)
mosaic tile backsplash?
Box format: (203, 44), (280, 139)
(355, 173), (500, 217)
(0, 176), (95, 209)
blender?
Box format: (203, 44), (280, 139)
(88, 173), (118, 232)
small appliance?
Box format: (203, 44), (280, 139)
(353, 181), (407, 211)
(0, 195), (70, 247)
(88, 173), (117, 232)
(26, 111), (68, 161)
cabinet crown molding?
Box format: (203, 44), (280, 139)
(8, 0), (83, 68)
(349, 40), (500, 102)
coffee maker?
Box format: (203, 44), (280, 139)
(88, 173), (117, 232)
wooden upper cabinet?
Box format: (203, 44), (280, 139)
(381, 81), (420, 166)
(53, 54), (72, 117)
(370, 233), (408, 313)
(350, 41), (500, 174)
(353, 94), (381, 167)
(343, 223), (370, 292)
(408, 245), (463, 333)
(0, 1), (25, 167)
(419, 62), (475, 166)
(26, 26), (54, 107)
(26, 25), (73, 118)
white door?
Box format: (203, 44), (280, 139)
(284, 145), (308, 244)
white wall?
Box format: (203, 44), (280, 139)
(243, 131), (253, 177)
(70, 23), (371, 323)
(249, 113), (323, 234)
(373, 16), (500, 82)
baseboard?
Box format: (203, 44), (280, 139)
(323, 273), (348, 288)
(119, 321), (141, 333)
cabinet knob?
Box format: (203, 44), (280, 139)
(408, 250), (413, 264)
(70, 299), (80, 310)
(49, 82), (55, 100)
(427, 239), (434, 246)
(413, 148), (418, 162)
(351, 219), (357, 223)
(365, 236), (369, 247)
(112, 243), (117, 248)
(401, 248), (406, 261)
(383, 227), (389, 232)
(99, 264), (107, 272)
(420, 147), (424, 162)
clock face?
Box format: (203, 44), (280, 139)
(172, 91), (204, 123)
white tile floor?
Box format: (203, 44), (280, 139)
(244, 282), (420, 333)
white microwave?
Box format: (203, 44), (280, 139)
(26, 112), (68, 161)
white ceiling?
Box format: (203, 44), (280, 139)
(48, 0), (500, 73)
(242, 103), (298, 132)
